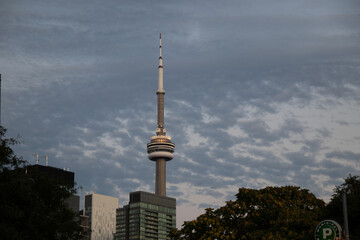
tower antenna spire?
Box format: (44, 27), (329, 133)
(158, 33), (163, 91)
(157, 33), (165, 135)
(147, 34), (175, 196)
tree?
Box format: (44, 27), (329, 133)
(0, 126), (25, 170)
(325, 174), (360, 239)
(0, 126), (84, 240)
(169, 186), (325, 240)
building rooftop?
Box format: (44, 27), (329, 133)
(129, 191), (176, 209)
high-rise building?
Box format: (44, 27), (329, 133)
(116, 191), (176, 240)
(27, 164), (75, 187)
(116, 34), (176, 240)
(27, 164), (80, 213)
(85, 193), (119, 240)
(28, 164), (90, 238)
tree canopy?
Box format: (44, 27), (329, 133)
(0, 126), (84, 240)
(325, 174), (360, 239)
(170, 186), (325, 240)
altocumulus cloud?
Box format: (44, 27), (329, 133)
(1, 0), (360, 227)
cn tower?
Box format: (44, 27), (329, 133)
(147, 33), (175, 196)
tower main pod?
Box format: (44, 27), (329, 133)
(147, 34), (175, 196)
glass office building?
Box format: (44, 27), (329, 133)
(116, 191), (176, 240)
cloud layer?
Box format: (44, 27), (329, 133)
(1, 0), (360, 227)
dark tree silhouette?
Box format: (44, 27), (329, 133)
(0, 126), (84, 240)
(325, 174), (360, 239)
(170, 186), (325, 240)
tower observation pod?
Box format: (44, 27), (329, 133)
(147, 33), (175, 196)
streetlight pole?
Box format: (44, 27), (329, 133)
(342, 190), (350, 240)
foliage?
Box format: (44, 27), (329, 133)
(0, 126), (84, 240)
(0, 126), (25, 171)
(169, 186), (325, 240)
(325, 174), (360, 239)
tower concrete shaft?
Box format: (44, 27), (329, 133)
(155, 158), (166, 196)
(147, 33), (175, 197)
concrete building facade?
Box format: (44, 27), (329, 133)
(85, 193), (119, 240)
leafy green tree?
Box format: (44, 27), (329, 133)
(0, 126), (84, 240)
(170, 186), (325, 240)
(325, 174), (360, 239)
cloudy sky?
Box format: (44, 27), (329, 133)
(1, 0), (360, 227)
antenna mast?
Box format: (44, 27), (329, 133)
(42, 155), (49, 166)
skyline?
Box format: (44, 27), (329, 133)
(1, 0), (360, 227)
